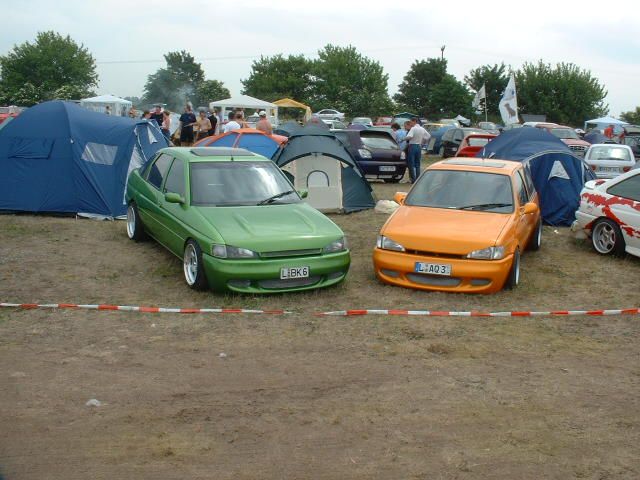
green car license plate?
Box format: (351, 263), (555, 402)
(280, 266), (310, 280)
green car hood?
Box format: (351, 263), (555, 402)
(193, 203), (344, 253)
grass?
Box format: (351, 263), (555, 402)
(0, 155), (639, 479)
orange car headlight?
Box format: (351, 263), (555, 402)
(466, 246), (505, 260)
(376, 235), (405, 252)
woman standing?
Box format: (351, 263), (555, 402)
(161, 111), (171, 143)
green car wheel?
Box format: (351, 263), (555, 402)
(183, 240), (208, 290)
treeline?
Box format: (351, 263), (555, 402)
(2, 31), (637, 126)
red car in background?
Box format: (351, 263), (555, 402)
(534, 123), (590, 157)
(374, 116), (393, 126)
(454, 133), (497, 157)
(0, 106), (21, 125)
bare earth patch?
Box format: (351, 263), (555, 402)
(1, 163), (640, 479)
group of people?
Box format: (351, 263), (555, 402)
(124, 104), (274, 147)
(391, 118), (431, 183)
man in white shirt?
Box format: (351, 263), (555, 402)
(404, 118), (431, 183)
(223, 112), (242, 133)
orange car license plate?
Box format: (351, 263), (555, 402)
(414, 262), (452, 276)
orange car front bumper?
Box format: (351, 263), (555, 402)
(373, 248), (514, 294)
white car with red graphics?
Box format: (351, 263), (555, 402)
(572, 169), (640, 257)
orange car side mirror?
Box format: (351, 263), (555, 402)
(394, 192), (407, 205)
(522, 202), (538, 215)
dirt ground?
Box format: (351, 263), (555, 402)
(1, 164), (640, 479)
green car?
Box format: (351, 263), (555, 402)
(125, 147), (350, 293)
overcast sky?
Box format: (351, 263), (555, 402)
(3, 0), (639, 117)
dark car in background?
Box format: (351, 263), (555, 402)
(622, 125), (640, 160)
(439, 128), (486, 157)
(333, 129), (406, 183)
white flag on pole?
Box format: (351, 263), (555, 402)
(499, 74), (519, 125)
(472, 84), (486, 109)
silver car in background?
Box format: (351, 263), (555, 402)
(583, 144), (636, 179)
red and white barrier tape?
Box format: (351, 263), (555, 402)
(2, 303), (639, 317)
(0, 303), (289, 315)
(316, 308), (640, 317)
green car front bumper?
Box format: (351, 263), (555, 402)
(202, 250), (351, 293)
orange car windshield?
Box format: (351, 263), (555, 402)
(405, 170), (514, 213)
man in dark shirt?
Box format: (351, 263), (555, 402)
(179, 104), (197, 146)
(150, 105), (164, 127)
(208, 108), (219, 136)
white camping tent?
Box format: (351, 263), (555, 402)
(80, 95), (132, 117)
(584, 116), (629, 133)
(209, 94), (278, 126)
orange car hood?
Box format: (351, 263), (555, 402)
(382, 206), (511, 255)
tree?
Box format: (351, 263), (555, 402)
(241, 54), (313, 103)
(430, 75), (473, 119)
(310, 45), (393, 117)
(194, 80), (230, 108)
(464, 63), (508, 117)
(620, 107), (640, 125)
(0, 31), (97, 105)
(394, 58), (448, 116)
(516, 61), (608, 125)
(142, 50), (206, 110)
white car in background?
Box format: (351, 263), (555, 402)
(572, 169), (640, 258)
(315, 109), (345, 121)
(351, 117), (373, 127)
(584, 144), (636, 179)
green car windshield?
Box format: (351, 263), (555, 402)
(190, 161), (300, 207)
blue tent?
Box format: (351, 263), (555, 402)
(0, 101), (167, 217)
(195, 129), (283, 159)
(476, 128), (595, 226)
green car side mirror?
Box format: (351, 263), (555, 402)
(164, 192), (184, 204)
(298, 189), (309, 199)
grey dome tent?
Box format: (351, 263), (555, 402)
(272, 125), (375, 213)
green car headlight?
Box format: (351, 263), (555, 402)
(376, 235), (405, 252)
(323, 237), (348, 253)
(466, 246), (505, 260)
(212, 244), (259, 259)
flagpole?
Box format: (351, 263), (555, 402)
(484, 82), (488, 123)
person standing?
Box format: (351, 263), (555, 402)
(208, 108), (219, 136)
(255, 111), (273, 135)
(161, 110), (171, 142)
(223, 113), (242, 133)
(405, 118), (430, 183)
(142, 110), (151, 120)
(179, 104), (197, 146)
(604, 124), (614, 139)
(195, 110), (212, 142)
(104, 105), (111, 115)
(150, 105), (164, 128)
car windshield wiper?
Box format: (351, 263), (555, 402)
(458, 203), (512, 211)
(258, 190), (296, 205)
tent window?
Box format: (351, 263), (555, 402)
(81, 142), (118, 166)
(9, 137), (54, 159)
(307, 170), (330, 187)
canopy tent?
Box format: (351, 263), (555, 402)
(80, 94), (132, 117)
(454, 114), (471, 126)
(273, 125), (375, 213)
(194, 128), (287, 159)
(273, 98), (312, 121)
(584, 116), (629, 133)
(475, 127), (594, 226)
(209, 94), (278, 125)
(0, 101), (167, 217)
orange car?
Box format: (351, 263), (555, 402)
(373, 159), (542, 293)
